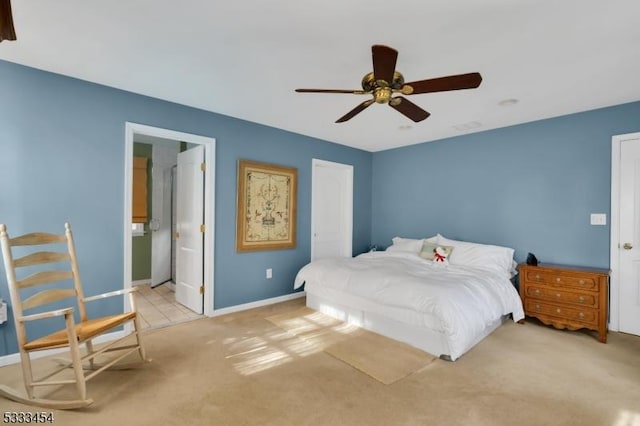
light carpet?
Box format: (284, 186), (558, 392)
(266, 307), (436, 384)
(0, 298), (639, 426)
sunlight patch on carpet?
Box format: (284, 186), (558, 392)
(224, 328), (319, 375)
(266, 307), (436, 384)
(613, 409), (640, 426)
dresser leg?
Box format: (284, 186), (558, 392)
(598, 332), (607, 343)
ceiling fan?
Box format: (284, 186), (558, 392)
(295, 45), (482, 123)
(0, 0), (17, 42)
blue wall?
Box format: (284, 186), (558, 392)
(215, 124), (372, 307)
(1, 57), (638, 357)
(0, 60), (372, 355)
(372, 101), (640, 268)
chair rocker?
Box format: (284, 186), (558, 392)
(0, 223), (148, 409)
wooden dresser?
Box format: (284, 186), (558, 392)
(518, 263), (609, 343)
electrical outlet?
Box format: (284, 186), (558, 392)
(0, 300), (7, 324)
(590, 213), (607, 226)
(266, 268), (272, 279)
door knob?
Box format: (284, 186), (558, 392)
(623, 242), (633, 250)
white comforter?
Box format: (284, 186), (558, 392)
(294, 251), (524, 359)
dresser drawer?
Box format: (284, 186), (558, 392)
(524, 285), (598, 308)
(525, 300), (598, 325)
(522, 269), (598, 291)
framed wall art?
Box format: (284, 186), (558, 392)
(236, 160), (297, 251)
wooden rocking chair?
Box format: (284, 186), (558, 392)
(0, 223), (148, 409)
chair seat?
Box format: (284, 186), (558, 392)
(24, 312), (137, 351)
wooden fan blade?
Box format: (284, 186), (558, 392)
(295, 88), (367, 94)
(372, 45), (398, 86)
(389, 97), (430, 122)
(336, 99), (375, 123)
(403, 72), (482, 95)
(0, 0), (17, 42)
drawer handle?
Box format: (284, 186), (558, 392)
(556, 277), (561, 283)
(535, 304), (541, 311)
(578, 312), (585, 319)
(556, 293), (561, 298)
(556, 308), (561, 314)
(579, 279), (585, 285)
(534, 289), (541, 295)
(579, 296), (585, 303)
(534, 274), (540, 280)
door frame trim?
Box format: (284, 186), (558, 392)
(124, 122), (216, 318)
(610, 131), (640, 332)
(311, 158), (353, 261)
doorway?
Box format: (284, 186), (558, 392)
(311, 159), (353, 261)
(610, 131), (640, 336)
(124, 123), (215, 327)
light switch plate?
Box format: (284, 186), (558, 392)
(590, 213), (607, 226)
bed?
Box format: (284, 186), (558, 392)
(294, 234), (525, 361)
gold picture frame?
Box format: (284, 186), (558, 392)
(236, 160), (297, 251)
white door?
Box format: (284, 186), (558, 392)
(175, 145), (205, 313)
(151, 144), (179, 287)
(618, 136), (640, 336)
(311, 159), (353, 261)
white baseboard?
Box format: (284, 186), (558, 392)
(0, 292), (306, 367)
(210, 291), (306, 317)
(131, 279), (151, 287)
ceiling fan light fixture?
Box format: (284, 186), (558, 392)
(400, 85), (414, 95)
(374, 87), (392, 104)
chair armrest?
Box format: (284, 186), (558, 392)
(20, 307), (74, 322)
(83, 287), (138, 303)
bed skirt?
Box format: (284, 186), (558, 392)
(306, 291), (506, 361)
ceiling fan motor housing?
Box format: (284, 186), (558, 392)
(361, 71), (405, 91)
(362, 71), (405, 104)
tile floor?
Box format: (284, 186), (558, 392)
(134, 283), (202, 329)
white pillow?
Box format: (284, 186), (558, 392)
(436, 234), (515, 278)
(387, 236), (437, 253)
(387, 237), (423, 253)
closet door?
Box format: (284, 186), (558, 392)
(311, 159), (353, 260)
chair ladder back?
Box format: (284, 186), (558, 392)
(22, 289), (78, 311)
(13, 251), (70, 268)
(17, 270), (74, 289)
(0, 224), (80, 325)
(64, 224), (88, 321)
(9, 232), (67, 246)
(0, 224), (32, 349)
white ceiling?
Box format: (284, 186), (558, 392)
(1, 1), (639, 152)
